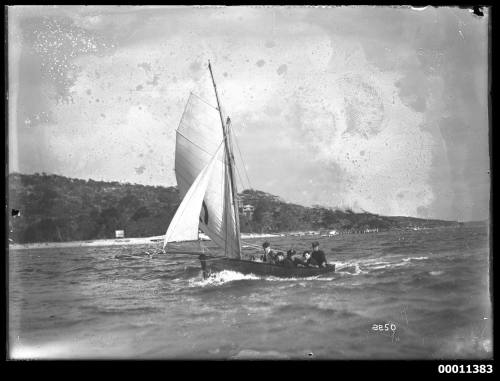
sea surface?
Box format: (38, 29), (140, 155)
(9, 223), (492, 359)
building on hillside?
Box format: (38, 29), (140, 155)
(242, 204), (255, 219)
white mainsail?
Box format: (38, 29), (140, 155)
(163, 143), (223, 247)
(168, 70), (241, 258)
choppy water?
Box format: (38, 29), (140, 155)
(9, 224), (492, 359)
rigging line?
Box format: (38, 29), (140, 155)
(176, 156), (229, 178)
(231, 125), (253, 190)
(231, 155), (245, 193)
(190, 91), (219, 111)
(240, 241), (262, 249)
(175, 161), (225, 186)
(161, 251), (230, 262)
(226, 130), (245, 192)
(175, 93), (192, 135)
(234, 163), (248, 197)
(240, 240), (294, 253)
(176, 129), (231, 167)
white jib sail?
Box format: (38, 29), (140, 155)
(163, 143), (223, 248)
(174, 76), (240, 258)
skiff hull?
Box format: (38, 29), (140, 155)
(199, 254), (335, 279)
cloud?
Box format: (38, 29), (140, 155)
(8, 6), (489, 221)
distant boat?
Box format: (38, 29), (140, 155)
(163, 61), (335, 279)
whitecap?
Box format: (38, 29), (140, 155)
(429, 271), (444, 276)
(333, 261), (367, 275)
(402, 256), (429, 262)
(189, 270), (345, 285)
(366, 261), (410, 270)
(188, 270), (259, 287)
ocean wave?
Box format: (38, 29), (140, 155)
(338, 265), (365, 276)
(333, 261), (366, 275)
(232, 349), (290, 359)
(78, 305), (160, 316)
(188, 270), (260, 287)
(276, 304), (359, 319)
(369, 262), (410, 270)
(264, 275), (338, 282)
(436, 336), (492, 359)
(402, 256), (429, 262)
(66, 265), (98, 273)
(187, 269), (349, 286)
(10, 341), (77, 360)
(18, 267), (36, 273)
(429, 271), (444, 276)
(382, 244), (421, 254)
(347, 255), (429, 272)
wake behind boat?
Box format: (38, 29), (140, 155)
(200, 255), (336, 279)
(163, 61), (335, 279)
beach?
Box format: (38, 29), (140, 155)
(8, 232), (286, 251)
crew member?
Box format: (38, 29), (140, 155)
(261, 242), (277, 263)
(311, 241), (327, 268)
(303, 251), (319, 268)
(283, 249), (296, 268)
(275, 252), (286, 265)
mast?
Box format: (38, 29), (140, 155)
(208, 60), (242, 258)
(226, 117), (243, 253)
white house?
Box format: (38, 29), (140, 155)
(242, 204), (255, 218)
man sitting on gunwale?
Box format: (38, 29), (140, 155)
(283, 249), (297, 268)
(261, 242), (278, 263)
(311, 241), (327, 268)
(304, 251), (319, 267)
(293, 251), (319, 268)
(274, 252), (286, 265)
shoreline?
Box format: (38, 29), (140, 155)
(8, 233), (286, 251)
(8, 224), (465, 251)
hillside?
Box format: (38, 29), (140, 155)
(237, 189), (456, 234)
(8, 173), (457, 243)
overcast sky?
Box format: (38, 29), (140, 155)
(8, 6), (489, 221)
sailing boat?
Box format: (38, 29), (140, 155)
(163, 61), (335, 279)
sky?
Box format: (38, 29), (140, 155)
(8, 6), (490, 221)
